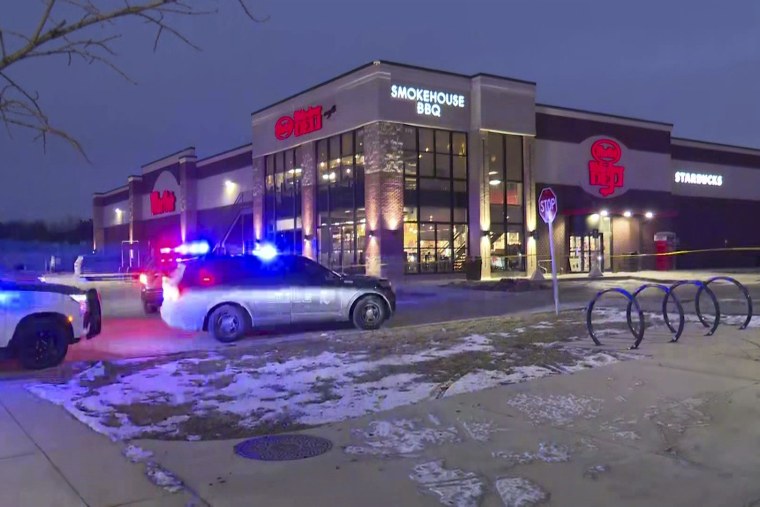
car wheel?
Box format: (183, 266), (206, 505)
(16, 317), (70, 370)
(352, 295), (387, 330)
(209, 304), (249, 343)
(143, 301), (158, 314)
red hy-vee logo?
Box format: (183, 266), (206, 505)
(274, 105), (336, 140)
(588, 139), (625, 197)
(150, 191), (176, 215)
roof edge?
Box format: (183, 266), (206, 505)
(536, 103), (673, 128)
(250, 60), (536, 117)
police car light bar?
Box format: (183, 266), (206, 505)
(174, 241), (210, 256)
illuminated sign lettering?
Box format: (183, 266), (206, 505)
(674, 171), (723, 186)
(390, 84), (465, 118)
(150, 190), (176, 215)
(588, 139), (625, 197)
(275, 105), (323, 140)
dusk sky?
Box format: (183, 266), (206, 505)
(2, 0), (759, 221)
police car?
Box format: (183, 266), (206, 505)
(160, 248), (396, 342)
(0, 271), (102, 369)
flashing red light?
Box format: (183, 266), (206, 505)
(199, 269), (215, 286)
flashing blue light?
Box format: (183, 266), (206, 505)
(174, 241), (210, 256)
(253, 243), (278, 261)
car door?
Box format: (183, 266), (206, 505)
(231, 257), (292, 327)
(288, 257), (342, 323)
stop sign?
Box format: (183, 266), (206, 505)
(538, 187), (558, 224)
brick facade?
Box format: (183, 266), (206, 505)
(363, 122), (405, 279)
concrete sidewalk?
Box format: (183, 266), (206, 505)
(132, 326), (760, 506)
(0, 381), (199, 507)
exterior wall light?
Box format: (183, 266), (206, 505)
(623, 210), (632, 218)
(368, 230), (376, 238)
(529, 230), (538, 240)
(645, 211), (654, 219)
(600, 209), (609, 217)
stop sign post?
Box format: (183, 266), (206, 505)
(538, 188), (560, 315)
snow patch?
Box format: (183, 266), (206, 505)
(345, 419), (460, 456)
(444, 366), (555, 398)
(122, 444), (153, 463)
(410, 460), (484, 507)
(506, 394), (603, 426)
(584, 464), (610, 480)
(145, 462), (183, 493)
(461, 420), (502, 443)
(492, 442), (570, 466)
(496, 477), (549, 507)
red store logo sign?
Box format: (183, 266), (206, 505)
(588, 139), (625, 197)
(150, 190), (176, 215)
(274, 105), (336, 140)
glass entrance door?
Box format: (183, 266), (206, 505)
(569, 234), (605, 273)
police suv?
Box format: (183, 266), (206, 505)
(0, 272), (101, 370)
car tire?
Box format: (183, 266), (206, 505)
(143, 302), (158, 314)
(209, 304), (249, 343)
(15, 317), (70, 370)
(352, 295), (387, 330)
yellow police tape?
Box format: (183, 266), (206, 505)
(501, 246), (760, 263)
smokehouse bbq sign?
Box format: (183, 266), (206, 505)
(390, 84), (466, 118)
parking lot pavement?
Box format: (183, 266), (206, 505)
(133, 325), (760, 506)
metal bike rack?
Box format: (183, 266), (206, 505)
(586, 277), (749, 349)
(586, 287), (645, 349)
(625, 284), (686, 347)
(695, 276), (753, 330)
(663, 280), (721, 337)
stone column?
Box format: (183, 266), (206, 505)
(252, 156), (265, 243)
(178, 155), (198, 243)
(468, 130), (491, 279)
(298, 141), (317, 259)
(363, 122), (404, 280)
(92, 195), (105, 252)
(523, 137), (540, 278)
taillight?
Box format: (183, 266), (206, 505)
(139, 273), (148, 286)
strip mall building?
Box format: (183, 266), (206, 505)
(93, 61), (760, 278)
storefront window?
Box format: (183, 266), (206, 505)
(488, 133), (525, 272)
(317, 128), (365, 273)
(403, 125), (468, 274)
(264, 149), (302, 254)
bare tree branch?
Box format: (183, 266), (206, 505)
(0, 0), (265, 158)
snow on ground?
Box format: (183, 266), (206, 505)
(123, 444), (154, 463)
(410, 460), (484, 507)
(145, 463), (183, 493)
(344, 419), (460, 457)
(505, 393), (603, 427)
(28, 313), (638, 441)
(495, 477), (549, 507)
(492, 442), (571, 466)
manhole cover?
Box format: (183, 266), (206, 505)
(234, 434), (332, 461)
